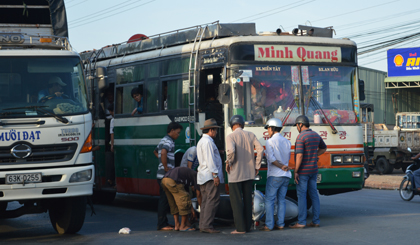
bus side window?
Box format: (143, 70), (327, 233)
(116, 84), (143, 115)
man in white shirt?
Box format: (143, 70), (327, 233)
(196, 118), (223, 233)
(260, 118), (292, 231)
(180, 146), (199, 170)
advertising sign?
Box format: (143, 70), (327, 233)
(254, 45), (341, 63)
(387, 48), (420, 77)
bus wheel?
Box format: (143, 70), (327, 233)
(49, 197), (87, 234)
(376, 158), (391, 175)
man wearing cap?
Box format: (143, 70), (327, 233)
(225, 115), (264, 234)
(38, 76), (67, 101)
(196, 118), (224, 233)
(289, 115), (327, 229)
(260, 118), (291, 231)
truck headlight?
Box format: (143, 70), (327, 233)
(333, 156), (342, 163)
(353, 156), (361, 163)
(343, 156), (352, 163)
(69, 169), (92, 183)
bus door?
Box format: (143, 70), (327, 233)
(199, 68), (225, 152)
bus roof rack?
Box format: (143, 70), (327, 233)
(81, 22), (256, 62)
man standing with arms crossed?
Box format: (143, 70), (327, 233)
(196, 119), (224, 233)
(260, 118), (291, 231)
(289, 115), (327, 229)
(226, 115), (264, 234)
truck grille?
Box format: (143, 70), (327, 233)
(0, 143), (78, 165)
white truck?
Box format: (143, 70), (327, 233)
(364, 109), (420, 174)
(0, 1), (94, 234)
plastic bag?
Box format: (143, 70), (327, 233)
(119, 227), (131, 234)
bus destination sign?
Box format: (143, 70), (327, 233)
(254, 45), (341, 63)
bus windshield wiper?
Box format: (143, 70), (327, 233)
(310, 96), (337, 134)
(3, 106), (69, 124)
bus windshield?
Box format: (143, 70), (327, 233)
(0, 57), (89, 118)
(231, 65), (357, 126)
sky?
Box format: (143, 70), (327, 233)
(65, 0), (420, 73)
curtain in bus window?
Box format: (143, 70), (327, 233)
(146, 81), (159, 112)
(133, 65), (145, 81)
(149, 63), (159, 78)
(167, 80), (178, 110)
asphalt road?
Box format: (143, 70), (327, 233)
(1, 189), (420, 244)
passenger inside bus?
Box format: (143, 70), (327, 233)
(250, 79), (266, 124)
(131, 87), (144, 116)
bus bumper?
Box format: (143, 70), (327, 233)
(254, 167), (365, 195)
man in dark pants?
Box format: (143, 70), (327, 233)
(154, 122), (183, 231)
(225, 115), (264, 234)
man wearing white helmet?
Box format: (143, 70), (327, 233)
(259, 118), (292, 231)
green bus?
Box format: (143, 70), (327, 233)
(81, 22), (365, 203)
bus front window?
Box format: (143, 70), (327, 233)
(231, 65), (298, 126)
(302, 66), (357, 125)
(230, 65), (357, 126)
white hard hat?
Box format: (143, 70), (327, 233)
(264, 118), (283, 129)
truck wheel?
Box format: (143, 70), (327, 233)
(49, 197), (87, 234)
(376, 158), (391, 175)
(399, 179), (414, 201)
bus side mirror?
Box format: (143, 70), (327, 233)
(359, 79), (365, 101)
(96, 66), (109, 91)
(218, 84), (231, 104)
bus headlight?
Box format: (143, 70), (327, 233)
(352, 171), (361, 178)
(69, 169), (92, 183)
(343, 156), (352, 163)
(333, 156), (342, 163)
(353, 156), (361, 163)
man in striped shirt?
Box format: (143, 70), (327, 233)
(154, 122), (183, 231)
(289, 115), (327, 229)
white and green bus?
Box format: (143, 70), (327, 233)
(82, 22), (365, 203)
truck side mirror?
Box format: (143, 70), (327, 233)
(359, 79), (365, 101)
(96, 66), (109, 91)
(218, 83), (231, 104)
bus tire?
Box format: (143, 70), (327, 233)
(376, 158), (391, 175)
(49, 197), (87, 234)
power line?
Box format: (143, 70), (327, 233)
(246, 0), (315, 22)
(230, 0), (310, 23)
(69, 0), (156, 29)
(67, 0), (89, 9)
(69, 0), (139, 25)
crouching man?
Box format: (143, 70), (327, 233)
(161, 167), (202, 231)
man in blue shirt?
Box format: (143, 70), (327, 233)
(130, 87), (143, 116)
(38, 76), (67, 101)
(260, 118), (291, 231)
